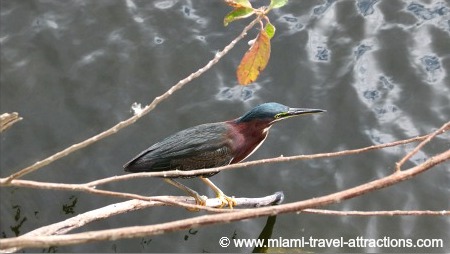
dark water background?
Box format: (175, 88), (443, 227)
(1, 0), (449, 252)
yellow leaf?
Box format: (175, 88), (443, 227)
(237, 30), (271, 85)
(264, 21), (276, 39)
(224, 7), (255, 26)
(270, 0), (288, 9)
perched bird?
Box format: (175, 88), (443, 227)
(124, 102), (325, 208)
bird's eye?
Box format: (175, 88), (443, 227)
(274, 113), (285, 119)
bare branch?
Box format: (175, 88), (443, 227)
(2, 130), (441, 189)
(85, 129), (445, 187)
(3, 17), (262, 183)
(1, 149), (448, 250)
(301, 209), (450, 216)
(24, 193), (284, 236)
(0, 112), (22, 132)
(2, 192), (283, 253)
(0, 179), (225, 212)
(0, 177), (284, 213)
(1, 129), (444, 194)
(395, 121), (450, 172)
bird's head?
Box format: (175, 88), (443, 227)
(236, 102), (325, 124)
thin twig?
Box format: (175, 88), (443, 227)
(0, 131), (441, 222)
(0, 112), (22, 132)
(0, 178), (283, 213)
(1, 124), (447, 192)
(0, 179), (225, 212)
(1, 149), (448, 250)
(3, 17), (262, 183)
(301, 209), (450, 216)
(395, 121), (450, 172)
(0, 132), (439, 190)
(85, 131), (438, 187)
(0, 130), (442, 218)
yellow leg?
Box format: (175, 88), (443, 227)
(200, 177), (237, 209)
(163, 179), (207, 206)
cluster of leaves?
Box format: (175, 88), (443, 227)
(223, 0), (288, 85)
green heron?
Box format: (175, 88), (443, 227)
(124, 102), (325, 208)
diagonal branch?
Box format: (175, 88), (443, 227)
(1, 192), (283, 253)
(395, 121), (450, 172)
(0, 179), (226, 213)
(4, 196), (447, 253)
(0, 112), (22, 132)
(84, 125), (447, 187)
(2, 193), (447, 253)
(1, 123), (448, 212)
(1, 131), (443, 193)
(2, 130), (441, 189)
(1, 149), (448, 250)
(301, 209), (450, 216)
(3, 17), (262, 184)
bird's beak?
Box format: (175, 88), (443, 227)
(274, 108), (325, 121)
(287, 108), (326, 116)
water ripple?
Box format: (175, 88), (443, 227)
(356, 0), (380, 16)
(354, 44), (373, 60)
(308, 31), (331, 62)
(216, 86), (259, 101)
(277, 14), (304, 35)
(154, 0), (177, 10)
(420, 55), (444, 83)
(406, 2), (449, 21)
(313, 0), (336, 16)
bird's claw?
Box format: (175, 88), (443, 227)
(197, 195), (208, 206)
(187, 195), (208, 212)
(190, 193), (237, 210)
(216, 193), (237, 209)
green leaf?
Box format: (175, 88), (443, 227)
(270, 0), (288, 9)
(224, 7), (255, 26)
(224, 0), (252, 8)
(237, 30), (271, 85)
(264, 22), (276, 39)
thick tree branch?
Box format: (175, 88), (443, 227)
(1, 149), (448, 250)
(1, 192), (283, 253)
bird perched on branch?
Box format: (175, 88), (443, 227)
(124, 102), (325, 208)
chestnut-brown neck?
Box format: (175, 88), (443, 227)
(226, 119), (274, 163)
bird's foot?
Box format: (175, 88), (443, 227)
(187, 194), (208, 212)
(195, 194), (208, 206)
(199, 178), (237, 209)
(216, 192), (237, 209)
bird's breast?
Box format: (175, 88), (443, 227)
(228, 123), (270, 163)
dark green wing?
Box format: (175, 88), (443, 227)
(123, 123), (234, 177)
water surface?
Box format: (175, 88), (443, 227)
(1, 0), (449, 252)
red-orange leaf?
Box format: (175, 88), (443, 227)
(237, 30), (271, 85)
